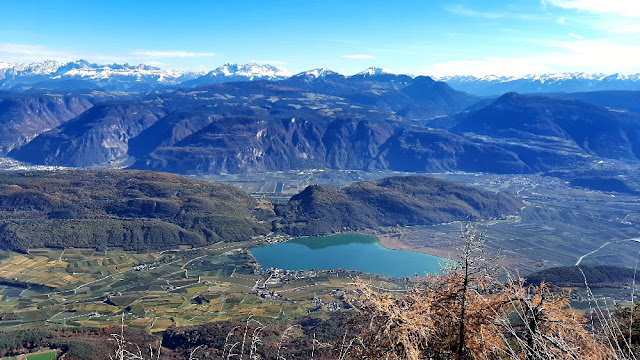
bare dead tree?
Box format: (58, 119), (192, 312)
(454, 222), (496, 357)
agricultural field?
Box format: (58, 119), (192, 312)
(231, 170), (640, 276)
(0, 239), (399, 333)
(200, 169), (407, 202)
(21, 351), (58, 360)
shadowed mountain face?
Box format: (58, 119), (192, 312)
(9, 81), (529, 174)
(0, 92), (93, 154)
(134, 116), (529, 175)
(10, 102), (167, 167)
(445, 93), (640, 171)
(552, 90), (640, 114)
(274, 175), (522, 236)
(6, 81), (640, 176)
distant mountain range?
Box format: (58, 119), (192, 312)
(436, 92), (640, 171)
(181, 63), (291, 87)
(0, 60), (291, 91)
(4, 59), (640, 178)
(438, 73), (640, 96)
(10, 78), (523, 174)
(0, 60), (201, 91)
(8, 77), (640, 175)
(5, 60), (640, 94)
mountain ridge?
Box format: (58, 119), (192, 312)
(7, 60), (640, 94)
(8, 80), (526, 174)
(274, 175), (522, 236)
(440, 73), (640, 95)
(444, 92), (640, 171)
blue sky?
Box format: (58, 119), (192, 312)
(1, 0), (639, 76)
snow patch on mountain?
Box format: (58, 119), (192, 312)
(0, 59), (204, 89)
(294, 67), (339, 78)
(438, 72), (640, 95)
(356, 66), (393, 77)
(206, 63), (291, 79)
(438, 72), (640, 84)
(182, 62), (292, 86)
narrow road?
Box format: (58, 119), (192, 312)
(575, 242), (611, 266)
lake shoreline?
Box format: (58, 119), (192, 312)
(375, 232), (456, 261)
(251, 233), (447, 278)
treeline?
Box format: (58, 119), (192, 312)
(0, 313), (358, 360)
(525, 265), (638, 287)
(162, 312), (359, 359)
(275, 175), (522, 236)
(0, 170), (269, 251)
(0, 172), (523, 250)
(0, 326), (158, 360)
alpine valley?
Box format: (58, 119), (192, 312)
(2, 60), (640, 263)
(2, 59), (640, 359)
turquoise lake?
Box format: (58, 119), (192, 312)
(249, 233), (449, 278)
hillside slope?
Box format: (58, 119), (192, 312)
(10, 83), (528, 174)
(275, 175), (522, 236)
(0, 92), (93, 153)
(447, 93), (640, 171)
(525, 265), (637, 287)
(0, 170), (269, 251)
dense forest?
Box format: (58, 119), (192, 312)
(525, 265), (638, 287)
(275, 175), (522, 235)
(0, 170), (269, 251)
(0, 171), (522, 251)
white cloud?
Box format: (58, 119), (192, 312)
(423, 38), (640, 76)
(556, 17), (566, 24)
(568, 32), (584, 39)
(0, 43), (76, 61)
(0, 43), (143, 64)
(0, 43), (216, 70)
(546, 0), (640, 17)
(132, 50), (216, 58)
(424, 57), (552, 77)
(603, 22), (640, 34)
(342, 54), (375, 59)
(0, 43), (47, 55)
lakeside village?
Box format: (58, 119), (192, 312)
(250, 233), (364, 311)
(124, 232), (375, 312)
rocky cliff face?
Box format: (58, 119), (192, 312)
(10, 82), (528, 174)
(0, 93), (93, 153)
(10, 102), (166, 167)
(8, 84), (640, 176)
(132, 116), (529, 175)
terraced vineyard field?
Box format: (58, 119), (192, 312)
(0, 240), (400, 332)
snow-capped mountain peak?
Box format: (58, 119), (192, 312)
(205, 63), (291, 80)
(293, 67), (339, 78)
(439, 72), (640, 96)
(355, 66), (393, 77)
(0, 59), (203, 90)
(181, 62), (292, 86)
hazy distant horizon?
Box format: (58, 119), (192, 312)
(1, 0), (640, 77)
(5, 58), (640, 80)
